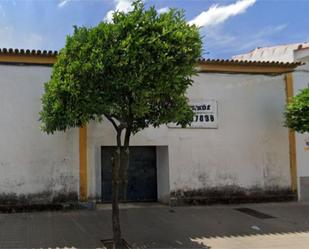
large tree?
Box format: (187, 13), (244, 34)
(285, 88), (309, 133)
(40, 1), (201, 248)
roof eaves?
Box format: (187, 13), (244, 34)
(0, 48), (303, 70)
(198, 58), (302, 67)
(197, 58), (302, 75)
(0, 48), (58, 65)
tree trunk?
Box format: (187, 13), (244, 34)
(112, 131), (124, 249)
(120, 147), (129, 201)
(120, 128), (131, 201)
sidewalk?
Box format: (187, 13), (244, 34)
(1, 202), (309, 248)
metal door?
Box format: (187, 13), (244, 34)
(101, 146), (157, 202)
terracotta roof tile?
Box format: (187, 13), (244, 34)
(0, 48), (58, 56)
(198, 58), (302, 67)
(0, 47), (302, 69)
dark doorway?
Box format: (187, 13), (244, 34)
(101, 146), (157, 202)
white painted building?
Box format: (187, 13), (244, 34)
(0, 49), (301, 205)
(234, 42), (309, 201)
(0, 58), (79, 204)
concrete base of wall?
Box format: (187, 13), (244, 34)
(0, 191), (79, 213)
(170, 186), (296, 206)
(0, 191), (78, 205)
(158, 194), (170, 205)
(299, 177), (309, 201)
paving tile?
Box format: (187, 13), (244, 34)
(0, 202), (309, 248)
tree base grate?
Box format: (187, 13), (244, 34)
(101, 239), (131, 249)
(235, 208), (276, 219)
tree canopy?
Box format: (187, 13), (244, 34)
(40, 1), (202, 134)
(285, 88), (309, 133)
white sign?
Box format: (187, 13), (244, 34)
(168, 100), (218, 129)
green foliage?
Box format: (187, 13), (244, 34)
(284, 88), (309, 133)
(40, 0), (202, 134)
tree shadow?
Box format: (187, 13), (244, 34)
(118, 203), (309, 248)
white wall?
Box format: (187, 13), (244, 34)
(292, 60), (309, 200)
(168, 73), (290, 193)
(156, 146), (169, 203)
(88, 72), (291, 199)
(0, 65), (79, 202)
(233, 46), (309, 201)
(0, 64), (292, 203)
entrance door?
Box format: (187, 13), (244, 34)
(101, 146), (157, 202)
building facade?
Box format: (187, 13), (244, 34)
(0, 49), (301, 205)
(234, 42), (309, 201)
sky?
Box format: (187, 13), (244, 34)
(0, 0), (308, 59)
